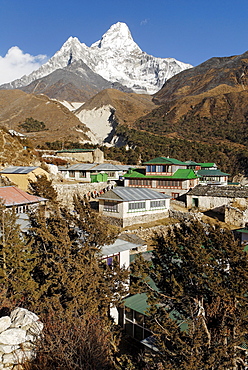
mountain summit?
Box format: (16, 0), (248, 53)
(1, 22), (192, 94)
(91, 22), (140, 52)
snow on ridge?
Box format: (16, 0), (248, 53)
(1, 22), (192, 94)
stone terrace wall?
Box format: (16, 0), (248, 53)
(54, 182), (114, 208)
(224, 205), (248, 227)
(122, 210), (204, 242)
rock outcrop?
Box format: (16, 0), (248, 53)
(0, 308), (43, 370)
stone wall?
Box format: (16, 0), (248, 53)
(0, 307), (43, 370)
(121, 210), (204, 242)
(169, 209), (203, 222)
(224, 205), (248, 227)
(54, 182), (114, 208)
(103, 210), (170, 228)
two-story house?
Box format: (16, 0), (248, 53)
(124, 157), (198, 198)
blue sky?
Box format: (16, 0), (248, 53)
(0, 0), (248, 84)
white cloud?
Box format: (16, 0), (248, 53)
(0, 46), (47, 85)
(140, 19), (149, 26)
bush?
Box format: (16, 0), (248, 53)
(19, 118), (47, 132)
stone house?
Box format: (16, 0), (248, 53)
(55, 148), (104, 163)
(186, 185), (248, 210)
(124, 157), (198, 199)
(0, 166), (50, 191)
(98, 187), (170, 227)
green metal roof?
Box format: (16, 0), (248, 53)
(124, 168), (198, 180)
(236, 228), (248, 234)
(172, 169), (198, 179)
(56, 149), (95, 153)
(143, 157), (187, 166)
(124, 293), (149, 315)
(198, 163), (216, 168)
(185, 160), (199, 166)
(197, 169), (230, 177)
(123, 293), (188, 331)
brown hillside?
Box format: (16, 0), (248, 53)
(0, 128), (38, 166)
(129, 50), (248, 148)
(0, 90), (91, 146)
(76, 88), (157, 126)
(153, 51), (248, 104)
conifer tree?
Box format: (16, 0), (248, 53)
(29, 174), (58, 206)
(27, 198), (128, 368)
(0, 203), (38, 304)
(28, 197), (126, 314)
(133, 222), (248, 370)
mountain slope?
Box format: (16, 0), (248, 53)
(75, 89), (156, 144)
(127, 50), (248, 147)
(0, 22), (192, 95)
(153, 51), (248, 103)
(0, 90), (92, 146)
(0, 128), (37, 166)
(19, 60), (132, 102)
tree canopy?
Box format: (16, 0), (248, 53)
(132, 222), (248, 369)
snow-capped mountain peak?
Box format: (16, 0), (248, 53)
(91, 22), (140, 52)
(0, 22), (192, 94)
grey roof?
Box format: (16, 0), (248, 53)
(187, 185), (248, 198)
(118, 233), (146, 246)
(59, 163), (97, 171)
(0, 166), (38, 174)
(101, 237), (141, 256)
(58, 163), (131, 172)
(93, 163), (128, 171)
(98, 187), (171, 202)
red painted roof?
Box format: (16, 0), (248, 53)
(0, 186), (46, 207)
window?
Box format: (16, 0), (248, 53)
(69, 171), (75, 178)
(106, 172), (116, 178)
(102, 254), (120, 268)
(103, 201), (118, 212)
(157, 180), (181, 188)
(79, 171), (86, 178)
(150, 200), (166, 209)
(129, 179), (151, 187)
(124, 307), (152, 341)
(128, 202), (146, 212)
(157, 165), (168, 173)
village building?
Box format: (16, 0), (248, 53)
(186, 185), (248, 210)
(124, 157), (199, 198)
(101, 235), (147, 324)
(197, 169), (230, 186)
(186, 185), (248, 226)
(0, 186), (47, 213)
(120, 251), (187, 348)
(55, 148), (104, 163)
(0, 166), (50, 191)
(98, 187), (170, 227)
(58, 163), (130, 182)
(235, 228), (248, 245)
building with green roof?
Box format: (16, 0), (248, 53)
(124, 157), (199, 199)
(197, 169), (230, 186)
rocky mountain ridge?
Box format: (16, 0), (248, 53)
(0, 22), (192, 95)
